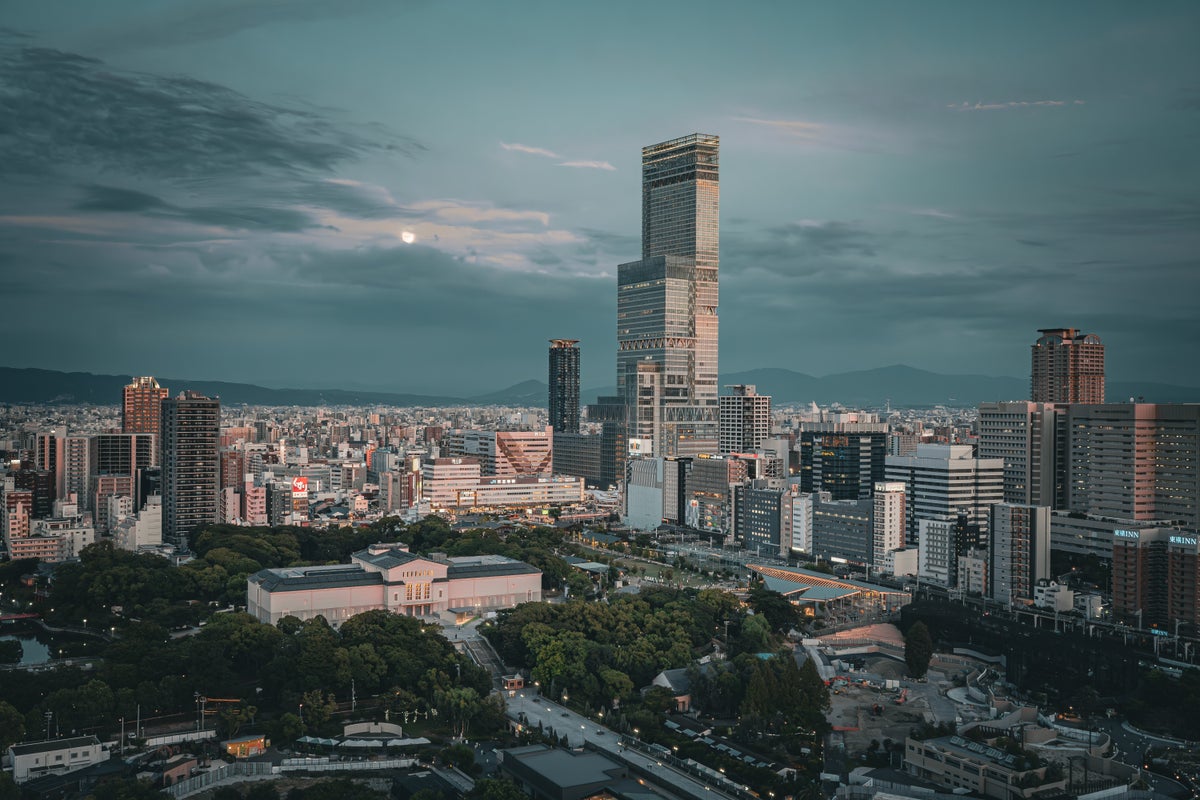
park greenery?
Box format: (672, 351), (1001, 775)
(484, 583), (829, 792)
(0, 517), (623, 751)
(4, 515), (822, 796)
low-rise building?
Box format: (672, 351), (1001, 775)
(8, 736), (108, 784)
(904, 734), (1067, 799)
(500, 744), (643, 800)
(247, 543), (541, 626)
(1032, 580), (1074, 612)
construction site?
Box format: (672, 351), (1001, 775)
(806, 624), (988, 756)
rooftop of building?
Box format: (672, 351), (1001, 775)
(248, 565), (383, 592)
(502, 744), (624, 789)
(917, 735), (1029, 770)
(250, 550), (539, 592)
(447, 555), (540, 578)
(355, 547), (421, 569)
(8, 736), (102, 756)
(748, 564), (911, 604)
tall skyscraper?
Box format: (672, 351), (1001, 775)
(1031, 328), (1104, 403)
(123, 376), (169, 435)
(548, 339), (581, 434)
(160, 391), (220, 548)
(719, 384), (771, 455)
(617, 133), (720, 457)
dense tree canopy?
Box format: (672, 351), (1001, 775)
(484, 586), (748, 709)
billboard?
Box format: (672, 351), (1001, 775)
(291, 476), (309, 496)
(628, 438), (653, 456)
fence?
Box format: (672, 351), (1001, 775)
(165, 757), (419, 797)
(165, 760), (274, 797)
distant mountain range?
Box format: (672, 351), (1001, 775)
(2, 365), (1197, 409)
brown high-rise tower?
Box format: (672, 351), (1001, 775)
(123, 376), (169, 435)
(1031, 328), (1104, 404)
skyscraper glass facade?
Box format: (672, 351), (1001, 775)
(548, 339), (580, 434)
(617, 134), (720, 457)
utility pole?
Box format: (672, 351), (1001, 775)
(351, 679), (356, 712)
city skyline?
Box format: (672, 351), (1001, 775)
(1, 3), (1198, 394)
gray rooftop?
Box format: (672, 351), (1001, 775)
(448, 556), (540, 579)
(355, 548), (421, 569)
(9, 736), (101, 756)
(248, 565), (382, 592)
(503, 745), (623, 788)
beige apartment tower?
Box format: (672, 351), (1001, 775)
(123, 376), (169, 436)
(1031, 328), (1104, 404)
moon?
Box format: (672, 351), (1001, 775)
(401, 231), (416, 244)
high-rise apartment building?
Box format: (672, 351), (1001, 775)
(1031, 328), (1104, 404)
(617, 133), (720, 457)
(990, 503), (1052, 605)
(36, 434), (92, 511)
(123, 376), (169, 435)
(92, 432), (157, 476)
(719, 385), (770, 455)
(977, 401), (1064, 506)
(548, 339), (581, 435)
(872, 481), (906, 570)
(1063, 403), (1200, 530)
(160, 391), (220, 548)
(885, 444), (1004, 544)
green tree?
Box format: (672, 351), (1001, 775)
(436, 687), (481, 739)
(286, 778), (386, 800)
(904, 621), (933, 679)
(270, 712), (305, 744)
(0, 640), (22, 664)
(88, 778), (171, 800)
(747, 587), (800, 632)
(215, 704), (257, 739)
(0, 771), (17, 800)
(739, 614), (772, 653)
(468, 779), (527, 800)
(299, 690), (338, 730)
(0, 700), (25, 751)
(441, 743), (475, 772)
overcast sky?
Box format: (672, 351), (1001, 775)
(1, 2), (1197, 395)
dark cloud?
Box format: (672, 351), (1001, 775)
(80, 0), (404, 52)
(0, 236), (612, 394)
(1009, 204), (1200, 237)
(0, 39), (418, 181)
(767, 221), (877, 257)
(73, 184), (320, 233)
(75, 185), (168, 213)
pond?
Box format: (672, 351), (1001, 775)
(0, 623), (97, 665)
(0, 630), (53, 664)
